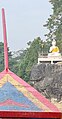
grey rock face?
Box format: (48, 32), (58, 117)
(30, 63), (62, 102)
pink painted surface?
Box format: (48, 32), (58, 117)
(0, 99), (29, 108)
(2, 8), (9, 71)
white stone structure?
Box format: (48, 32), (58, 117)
(38, 40), (62, 64)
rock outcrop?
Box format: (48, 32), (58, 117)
(30, 63), (62, 102)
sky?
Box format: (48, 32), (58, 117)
(0, 0), (52, 51)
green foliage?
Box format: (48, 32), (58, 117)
(0, 42), (4, 71)
(44, 0), (62, 53)
(9, 57), (19, 74)
(17, 37), (43, 81)
(0, 42), (18, 73)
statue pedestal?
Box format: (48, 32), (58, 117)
(48, 53), (61, 64)
(48, 52), (61, 57)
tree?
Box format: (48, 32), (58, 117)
(17, 37), (43, 81)
(0, 42), (4, 71)
(44, 0), (62, 53)
(0, 42), (18, 73)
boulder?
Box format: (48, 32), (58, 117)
(30, 63), (62, 102)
